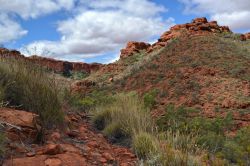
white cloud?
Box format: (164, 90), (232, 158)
(179, 0), (250, 31)
(0, 14), (28, 43)
(0, 0), (76, 19)
(21, 0), (175, 62)
(0, 0), (76, 44)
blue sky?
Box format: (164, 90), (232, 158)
(0, 0), (249, 63)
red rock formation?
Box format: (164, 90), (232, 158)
(120, 41), (151, 59)
(244, 32), (250, 39)
(0, 49), (102, 74)
(147, 17), (232, 53)
(120, 17), (233, 56)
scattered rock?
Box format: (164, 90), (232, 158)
(102, 152), (114, 161)
(50, 132), (61, 142)
(26, 152), (36, 157)
(37, 144), (64, 155)
(3, 153), (87, 166)
(44, 158), (62, 166)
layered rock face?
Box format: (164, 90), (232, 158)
(29, 55), (102, 73)
(120, 17), (234, 58)
(120, 41), (151, 59)
(0, 49), (102, 74)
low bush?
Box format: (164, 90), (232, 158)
(92, 108), (112, 130)
(67, 90), (114, 112)
(132, 132), (158, 159)
(103, 122), (124, 140)
(157, 104), (250, 165)
(143, 89), (158, 109)
(0, 131), (5, 156)
(92, 93), (154, 137)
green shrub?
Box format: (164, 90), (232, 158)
(0, 132), (5, 156)
(0, 58), (64, 129)
(132, 132), (158, 159)
(92, 93), (154, 136)
(103, 122), (125, 140)
(143, 89), (158, 109)
(92, 108), (112, 130)
(222, 126), (250, 165)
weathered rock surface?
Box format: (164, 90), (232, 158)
(120, 41), (151, 59)
(0, 108), (36, 128)
(0, 49), (102, 74)
(119, 17), (234, 58)
(2, 109), (137, 166)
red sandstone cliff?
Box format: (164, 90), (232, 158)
(0, 48), (102, 73)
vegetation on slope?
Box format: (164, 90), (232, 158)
(71, 32), (250, 165)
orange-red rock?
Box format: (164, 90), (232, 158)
(120, 41), (150, 59)
(245, 32), (250, 39)
(146, 17), (232, 53)
(37, 144), (64, 155)
(0, 49), (102, 74)
(3, 153), (86, 166)
(0, 108), (37, 128)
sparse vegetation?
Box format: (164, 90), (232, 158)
(0, 58), (64, 130)
(157, 105), (250, 165)
(92, 93), (205, 165)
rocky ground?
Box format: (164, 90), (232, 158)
(0, 108), (137, 166)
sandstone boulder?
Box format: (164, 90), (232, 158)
(120, 41), (151, 59)
(0, 108), (37, 128)
(245, 32), (250, 39)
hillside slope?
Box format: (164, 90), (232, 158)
(75, 18), (250, 128)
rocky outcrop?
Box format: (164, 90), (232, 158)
(120, 17), (233, 57)
(29, 55), (102, 73)
(148, 17), (232, 52)
(244, 32), (250, 39)
(120, 41), (151, 59)
(0, 49), (103, 74)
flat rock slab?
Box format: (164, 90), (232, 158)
(0, 108), (37, 128)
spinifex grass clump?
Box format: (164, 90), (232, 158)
(0, 58), (64, 130)
(92, 93), (204, 165)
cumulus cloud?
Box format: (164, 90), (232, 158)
(179, 0), (250, 31)
(0, 0), (75, 19)
(0, 14), (28, 43)
(0, 0), (76, 43)
(21, 0), (175, 62)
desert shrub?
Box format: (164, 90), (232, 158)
(132, 132), (158, 159)
(67, 90), (114, 112)
(92, 93), (205, 165)
(0, 58), (64, 129)
(92, 93), (154, 137)
(0, 131), (5, 156)
(63, 71), (89, 80)
(143, 89), (158, 109)
(103, 122), (125, 140)
(92, 108), (112, 130)
(221, 126), (250, 165)
(156, 105), (250, 164)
